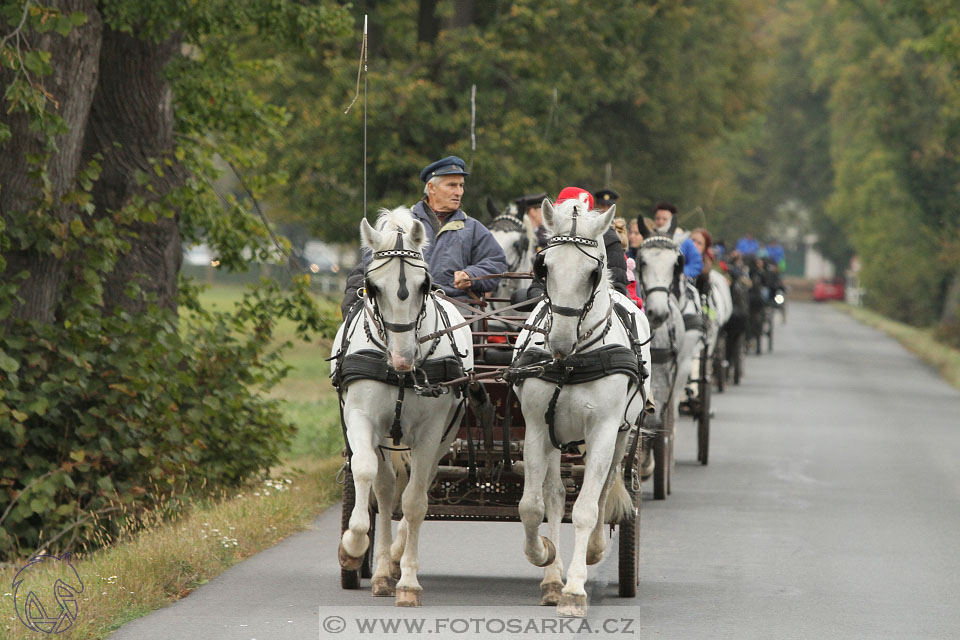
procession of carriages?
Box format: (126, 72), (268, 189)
(330, 199), (785, 617)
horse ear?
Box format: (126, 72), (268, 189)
(596, 203), (616, 237)
(409, 219), (427, 249)
(541, 198), (555, 231)
(486, 196), (500, 219)
(359, 217), (381, 250)
(638, 217), (653, 239)
(667, 212), (678, 237)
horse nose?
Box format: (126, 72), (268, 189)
(391, 354), (413, 372)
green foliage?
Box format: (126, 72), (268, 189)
(253, 0), (763, 239)
(0, 0), (346, 559)
(0, 277), (323, 558)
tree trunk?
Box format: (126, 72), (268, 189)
(81, 27), (183, 314)
(939, 270), (960, 346)
(451, 0), (475, 28)
(0, 0), (102, 324)
(417, 0), (439, 45)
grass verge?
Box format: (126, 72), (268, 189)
(838, 303), (960, 390)
(0, 456), (343, 640)
(0, 284), (347, 639)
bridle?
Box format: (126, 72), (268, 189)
(362, 227), (431, 340)
(532, 205), (612, 354)
(636, 235), (683, 299)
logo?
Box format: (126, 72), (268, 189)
(12, 553), (84, 634)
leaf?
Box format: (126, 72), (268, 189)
(11, 409), (27, 422)
(69, 450), (86, 462)
(27, 397), (48, 416)
(69, 11), (88, 26)
(0, 349), (19, 373)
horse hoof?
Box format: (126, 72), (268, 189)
(371, 576), (396, 597)
(540, 581), (563, 606)
(586, 548), (604, 565)
(395, 586), (423, 608)
(533, 536), (556, 568)
(557, 592), (588, 617)
(338, 542), (364, 571)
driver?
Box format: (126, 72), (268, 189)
(341, 156), (507, 317)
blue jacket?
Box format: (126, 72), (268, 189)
(680, 237), (703, 278)
(342, 201), (507, 314)
(736, 236), (759, 256)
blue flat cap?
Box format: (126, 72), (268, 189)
(420, 156), (469, 182)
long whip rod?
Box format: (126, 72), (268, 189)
(344, 15), (369, 220)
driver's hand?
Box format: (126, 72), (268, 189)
(454, 270), (472, 290)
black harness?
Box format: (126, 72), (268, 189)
(636, 235), (684, 300)
(511, 207), (649, 450)
(331, 230), (468, 454)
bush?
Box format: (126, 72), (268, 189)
(0, 278), (321, 560)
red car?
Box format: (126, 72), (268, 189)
(813, 277), (845, 302)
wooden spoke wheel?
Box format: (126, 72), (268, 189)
(617, 480), (640, 597)
(697, 358), (711, 466)
(618, 433), (641, 597)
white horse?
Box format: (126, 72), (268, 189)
(487, 202), (538, 315)
(331, 207), (473, 607)
(512, 198), (649, 617)
(636, 221), (697, 499)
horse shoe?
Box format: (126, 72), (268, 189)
(395, 585), (423, 608)
(338, 542), (365, 571)
(557, 592), (588, 618)
(371, 575), (397, 597)
(533, 536), (556, 567)
(540, 580), (564, 606)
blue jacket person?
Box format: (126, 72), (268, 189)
(341, 156), (508, 317)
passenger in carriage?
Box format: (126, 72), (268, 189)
(517, 187), (629, 306)
(651, 201), (703, 281)
(514, 192), (550, 251)
(340, 155), (508, 317)
(613, 217), (643, 309)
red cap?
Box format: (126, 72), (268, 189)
(555, 187), (594, 210)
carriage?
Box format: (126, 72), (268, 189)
(337, 278), (644, 598)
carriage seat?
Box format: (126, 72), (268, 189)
(483, 346), (515, 366)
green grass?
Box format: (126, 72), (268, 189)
(196, 284), (343, 459)
(0, 284), (348, 640)
(838, 303), (960, 390)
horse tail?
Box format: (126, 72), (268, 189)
(604, 465), (634, 524)
(389, 450), (411, 516)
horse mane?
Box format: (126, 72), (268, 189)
(369, 206), (430, 252)
(551, 199), (604, 238)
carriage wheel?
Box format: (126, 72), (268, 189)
(617, 479), (640, 597)
(733, 336), (744, 385)
(713, 335), (726, 394)
(339, 469), (376, 589)
(652, 427), (667, 500)
(766, 319), (774, 353)
(697, 349), (711, 465)
(666, 411), (675, 496)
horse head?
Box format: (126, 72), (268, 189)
(538, 198), (615, 358)
(489, 201), (536, 301)
(636, 221), (683, 329)
(359, 207), (431, 372)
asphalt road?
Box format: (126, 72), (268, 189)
(110, 302), (960, 639)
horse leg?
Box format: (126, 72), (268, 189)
(394, 446), (435, 607)
(339, 417), (377, 569)
(370, 454), (398, 596)
(540, 450), (565, 605)
(559, 421), (619, 617)
(587, 433), (629, 565)
(518, 431), (556, 569)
